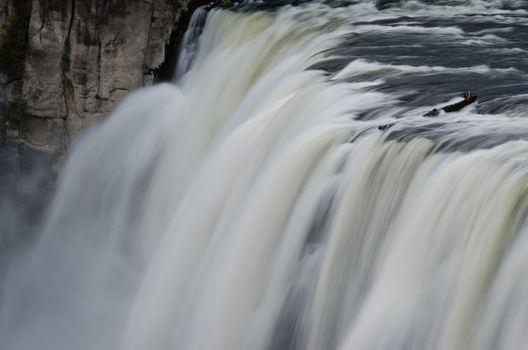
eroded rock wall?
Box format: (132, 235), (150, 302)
(0, 0), (189, 151)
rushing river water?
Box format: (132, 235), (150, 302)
(1, 1), (528, 349)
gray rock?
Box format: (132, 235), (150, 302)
(1, 0), (189, 151)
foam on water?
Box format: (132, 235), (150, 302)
(333, 58), (520, 80)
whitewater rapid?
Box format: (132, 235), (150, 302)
(1, 1), (528, 350)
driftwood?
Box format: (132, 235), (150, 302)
(378, 92), (478, 131)
(424, 94), (478, 117)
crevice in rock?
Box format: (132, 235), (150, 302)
(109, 87), (130, 94)
(95, 1), (103, 101)
(60, 0), (77, 121)
(142, 0), (157, 81)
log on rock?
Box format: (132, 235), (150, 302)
(424, 94), (478, 117)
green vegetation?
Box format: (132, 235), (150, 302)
(0, 2), (31, 80)
(219, 0), (232, 7)
(5, 97), (29, 127)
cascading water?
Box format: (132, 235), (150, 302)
(174, 6), (208, 80)
(1, 1), (528, 349)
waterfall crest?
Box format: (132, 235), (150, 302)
(2, 2), (528, 350)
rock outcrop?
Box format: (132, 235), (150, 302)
(0, 0), (190, 152)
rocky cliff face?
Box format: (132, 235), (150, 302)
(0, 0), (190, 152)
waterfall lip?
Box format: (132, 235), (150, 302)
(3, 2), (528, 350)
(173, 6), (209, 81)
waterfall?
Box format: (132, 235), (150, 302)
(174, 6), (208, 81)
(1, 1), (528, 350)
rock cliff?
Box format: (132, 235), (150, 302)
(0, 0), (192, 152)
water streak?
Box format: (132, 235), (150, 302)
(1, 2), (528, 350)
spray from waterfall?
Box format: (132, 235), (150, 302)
(1, 1), (528, 350)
